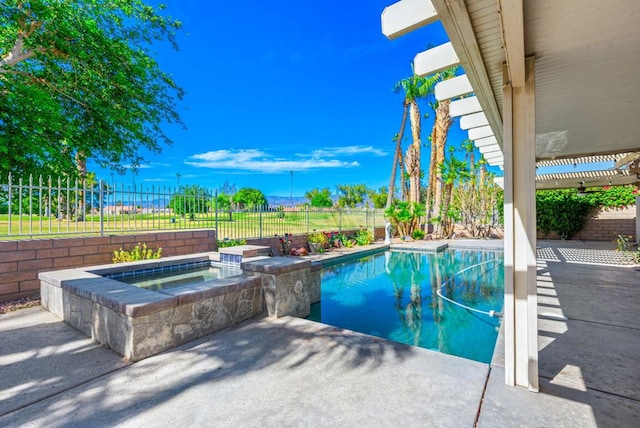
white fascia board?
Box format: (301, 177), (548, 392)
(499, 0), (525, 87)
(484, 152), (504, 160)
(431, 0), (503, 144)
(494, 177), (504, 189)
(450, 96), (482, 117)
(381, 0), (438, 40)
(474, 137), (498, 148)
(460, 112), (489, 130)
(479, 145), (502, 155)
(435, 74), (473, 101)
(414, 42), (459, 76)
(468, 125), (494, 140)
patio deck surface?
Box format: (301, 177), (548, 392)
(0, 240), (638, 427)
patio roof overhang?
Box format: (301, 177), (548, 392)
(381, 0), (640, 393)
(382, 0), (640, 183)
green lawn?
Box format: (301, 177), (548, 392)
(0, 209), (385, 240)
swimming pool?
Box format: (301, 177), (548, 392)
(309, 249), (504, 363)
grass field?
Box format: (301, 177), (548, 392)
(0, 209), (385, 240)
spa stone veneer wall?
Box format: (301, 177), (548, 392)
(0, 230), (217, 302)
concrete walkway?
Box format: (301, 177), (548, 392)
(1, 240), (639, 427)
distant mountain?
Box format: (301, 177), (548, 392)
(266, 195), (308, 207)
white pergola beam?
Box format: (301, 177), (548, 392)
(474, 136), (498, 147)
(498, 0), (525, 87)
(381, 0), (438, 40)
(414, 42), (460, 76)
(468, 125), (494, 140)
(479, 145), (502, 155)
(435, 74), (473, 101)
(614, 152), (640, 169)
(431, 0), (503, 143)
(460, 112), (489, 130)
(450, 96), (482, 117)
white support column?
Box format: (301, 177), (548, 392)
(503, 56), (538, 392)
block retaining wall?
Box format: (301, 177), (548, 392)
(0, 230), (217, 303)
(537, 205), (636, 241)
(1, 227), (385, 303)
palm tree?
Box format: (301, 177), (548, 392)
(438, 151), (472, 236)
(386, 105), (409, 207)
(393, 72), (438, 204)
(461, 139), (476, 173)
(425, 68), (457, 224)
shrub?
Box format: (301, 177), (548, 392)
(307, 231), (328, 246)
(113, 243), (162, 263)
(217, 238), (247, 248)
(355, 228), (373, 246)
(412, 229), (425, 240)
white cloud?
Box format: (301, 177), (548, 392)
(308, 145), (387, 158)
(185, 148), (361, 174)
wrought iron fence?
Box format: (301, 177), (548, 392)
(0, 174), (384, 240)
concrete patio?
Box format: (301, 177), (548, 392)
(0, 241), (638, 427)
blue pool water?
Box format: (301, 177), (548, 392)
(309, 249), (504, 363)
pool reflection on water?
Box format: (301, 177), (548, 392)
(309, 249), (504, 363)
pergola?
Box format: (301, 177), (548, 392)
(381, 0), (640, 391)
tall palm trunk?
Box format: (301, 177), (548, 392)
(442, 182), (454, 236)
(431, 99), (452, 231)
(406, 100), (422, 204)
(387, 102), (409, 208)
(426, 127), (437, 221)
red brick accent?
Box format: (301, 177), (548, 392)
(54, 256), (84, 268)
(82, 253), (113, 265)
(0, 262), (17, 272)
(0, 283), (19, 295)
(18, 259), (53, 271)
(36, 248), (69, 259)
(19, 279), (41, 292)
(0, 241), (18, 252)
(69, 245), (99, 256)
(17, 240), (53, 251)
(3, 250), (37, 262)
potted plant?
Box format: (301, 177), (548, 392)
(307, 231), (328, 253)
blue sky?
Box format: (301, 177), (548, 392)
(91, 0), (484, 197)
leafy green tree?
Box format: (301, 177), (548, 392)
(0, 0), (184, 178)
(168, 185), (211, 216)
(369, 186), (388, 209)
(305, 187), (333, 207)
(216, 192), (233, 210)
(336, 184), (370, 208)
(233, 187), (267, 209)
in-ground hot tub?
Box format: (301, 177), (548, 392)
(39, 249), (269, 361)
(40, 245), (316, 361)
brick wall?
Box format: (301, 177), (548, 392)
(0, 230), (217, 302)
(538, 205), (636, 241)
